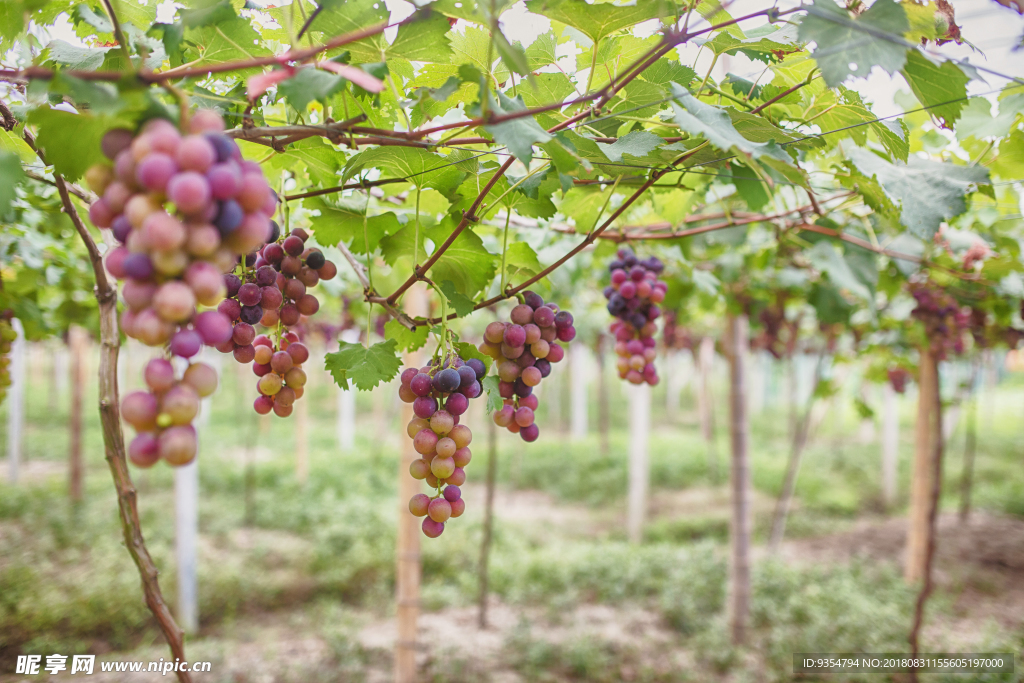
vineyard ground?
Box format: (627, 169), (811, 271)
(1, 345), (1023, 682)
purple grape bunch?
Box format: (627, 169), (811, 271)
(604, 247), (666, 385)
(399, 353), (488, 538)
(478, 291), (575, 442)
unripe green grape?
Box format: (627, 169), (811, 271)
(430, 455), (456, 480)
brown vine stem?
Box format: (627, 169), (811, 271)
(53, 176), (193, 683)
(100, 0), (133, 64)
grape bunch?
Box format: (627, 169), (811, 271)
(121, 357), (218, 467)
(216, 228), (337, 416)
(887, 367), (910, 394)
(909, 280), (971, 359)
(0, 310), (15, 405)
(399, 354), (487, 538)
(603, 247), (666, 385)
(478, 291), (575, 442)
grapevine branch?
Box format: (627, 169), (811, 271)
(10, 97), (193, 683)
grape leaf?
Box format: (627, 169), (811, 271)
(454, 341), (492, 374)
(502, 241), (544, 282)
(0, 151), (25, 217)
(46, 39), (110, 70)
(385, 318), (429, 352)
(264, 138), (340, 188)
(426, 221), (497, 297)
(481, 375), (503, 413)
(596, 130), (664, 163)
(669, 85), (792, 164)
(807, 241), (872, 301)
(29, 108), (117, 182)
(484, 90), (553, 165)
(847, 147), (989, 238)
(526, 31), (558, 69)
(956, 96), (1024, 141)
(900, 50), (969, 128)
(438, 280), (478, 318)
(525, 0), (666, 43)
(278, 68), (348, 112)
(872, 118), (909, 163)
(306, 196), (401, 254)
(325, 339), (403, 391)
(798, 0), (909, 87)
(344, 146), (463, 193)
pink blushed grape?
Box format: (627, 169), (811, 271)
(169, 329), (203, 358)
(122, 390), (159, 431)
(142, 211), (187, 252)
(183, 362), (218, 397)
(193, 310), (233, 345)
(409, 493), (431, 516)
(160, 384), (200, 425)
(237, 173), (270, 211)
(167, 171), (211, 215)
(207, 162), (242, 199)
(144, 358), (176, 392)
(159, 425), (198, 466)
(189, 110), (225, 134)
(129, 433), (161, 467)
(422, 518), (445, 538)
(427, 497), (452, 523)
(122, 279), (156, 311)
(177, 135), (216, 172)
(152, 281), (196, 323)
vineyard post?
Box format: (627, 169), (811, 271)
(296, 391), (309, 485)
(570, 342), (589, 440)
(696, 336), (718, 482)
(336, 328), (360, 452)
(726, 313), (751, 645)
(906, 346), (941, 583)
(595, 335), (610, 456)
(395, 284), (429, 683)
(478, 417), (498, 629)
(69, 325), (88, 503)
(958, 360), (980, 523)
(627, 381), (651, 544)
(881, 382), (899, 511)
(6, 317), (24, 483)
(908, 346), (944, 678)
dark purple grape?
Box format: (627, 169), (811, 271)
(243, 252), (257, 267)
(513, 379), (532, 397)
(305, 250), (326, 269)
(446, 392), (468, 415)
(411, 373), (432, 397)
(205, 133), (236, 163)
(554, 311), (574, 329)
(169, 329), (203, 358)
(268, 220), (281, 243)
(557, 326), (576, 342)
(283, 235), (304, 256)
(239, 305), (263, 325)
(461, 380), (481, 399)
(112, 216), (132, 244)
(503, 324), (526, 347)
(523, 291), (544, 309)
(123, 253), (154, 280)
(443, 485), (461, 502)
(238, 283), (262, 306)
(434, 367), (461, 393)
(457, 365), (477, 388)
(214, 199), (244, 235)
(223, 273), (242, 297)
(535, 359), (551, 378)
(466, 358), (486, 379)
(603, 285), (614, 299)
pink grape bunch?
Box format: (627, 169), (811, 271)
(603, 247), (666, 385)
(478, 291), (575, 442)
(887, 367), (910, 394)
(250, 332), (310, 418)
(909, 280), (971, 359)
(399, 353), (487, 538)
(121, 357), (218, 468)
(89, 112), (276, 355)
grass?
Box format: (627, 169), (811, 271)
(1, 342), (1023, 680)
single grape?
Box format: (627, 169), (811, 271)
(421, 518), (444, 538)
(129, 432), (161, 467)
(447, 467), (466, 486)
(159, 425), (198, 466)
(443, 485), (461, 502)
(122, 391), (159, 431)
(445, 392), (468, 416)
(449, 498), (466, 518)
(409, 493), (431, 516)
(430, 456), (456, 480)
(427, 497), (452, 523)
(430, 410), (454, 435)
(436, 436), (457, 458)
(182, 362), (218, 397)
(520, 423), (539, 442)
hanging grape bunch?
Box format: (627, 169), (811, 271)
(84, 110), (277, 467)
(887, 367), (911, 394)
(217, 228), (337, 417)
(121, 358), (219, 467)
(604, 247), (666, 385)
(478, 291), (575, 442)
(909, 280), (971, 359)
(0, 310), (15, 405)
(398, 353), (487, 538)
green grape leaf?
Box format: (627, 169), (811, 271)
(484, 90), (553, 165)
(956, 96), (1024, 140)
(900, 50), (970, 127)
(669, 85), (792, 164)
(526, 31), (558, 69)
(493, 30), (530, 76)
(730, 161), (771, 211)
(519, 72), (575, 109)
(306, 196), (401, 254)
(525, 0), (667, 43)
(263, 137), (341, 188)
(807, 241), (872, 301)
(438, 279), (478, 318)
(180, 0), (235, 27)
(325, 339), (403, 391)
(29, 108), (116, 182)
(46, 39), (109, 70)
(798, 0), (909, 87)
(596, 130), (664, 162)
(481, 374), (503, 414)
(990, 129), (1024, 180)
(425, 221), (497, 297)
(344, 146), (463, 192)
(0, 151), (25, 217)
(872, 118), (909, 162)
(385, 318), (429, 353)
(502, 241), (544, 282)
(278, 68), (348, 112)
(847, 147), (989, 238)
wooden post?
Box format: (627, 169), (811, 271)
(906, 346), (940, 583)
(696, 336), (719, 482)
(296, 391), (308, 485)
(596, 336), (610, 456)
(570, 342), (588, 440)
(958, 388), (978, 523)
(478, 418), (498, 628)
(881, 382), (899, 511)
(69, 326), (89, 503)
(395, 285), (428, 683)
(336, 329), (359, 452)
(907, 347), (944, 679)
(726, 314), (751, 646)
(6, 318), (25, 484)
(627, 382), (651, 544)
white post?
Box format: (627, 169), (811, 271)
(748, 352), (765, 415)
(627, 382), (651, 544)
(7, 318), (25, 484)
(570, 342), (588, 440)
(336, 328), (359, 452)
(174, 459), (199, 633)
(881, 382), (899, 510)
